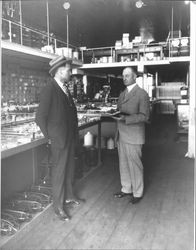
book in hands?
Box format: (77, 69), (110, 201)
(111, 111), (128, 118)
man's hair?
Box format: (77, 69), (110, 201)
(123, 67), (138, 76)
(124, 66), (138, 75)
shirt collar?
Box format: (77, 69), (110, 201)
(54, 76), (66, 88)
(127, 83), (137, 93)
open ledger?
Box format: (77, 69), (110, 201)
(109, 111), (129, 118)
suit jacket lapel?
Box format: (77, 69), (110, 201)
(120, 85), (139, 104)
(126, 85), (138, 98)
(53, 79), (71, 105)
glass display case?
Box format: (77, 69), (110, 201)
(1, 107), (104, 153)
(1, 112), (43, 152)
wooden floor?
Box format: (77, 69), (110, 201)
(2, 115), (195, 250)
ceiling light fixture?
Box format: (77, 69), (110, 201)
(135, 0), (144, 8)
(184, 1), (189, 4)
(63, 2), (70, 10)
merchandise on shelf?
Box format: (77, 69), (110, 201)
(1, 187), (52, 236)
(3, 200), (43, 214)
(156, 82), (184, 100)
(1, 219), (18, 236)
(1, 212), (20, 233)
(1, 121), (43, 151)
(3, 209), (32, 224)
(136, 73), (155, 100)
(1, 103), (114, 152)
(83, 35), (189, 65)
(1, 65), (53, 104)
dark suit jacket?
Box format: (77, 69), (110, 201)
(36, 79), (78, 149)
(116, 84), (150, 145)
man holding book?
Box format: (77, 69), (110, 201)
(113, 67), (150, 204)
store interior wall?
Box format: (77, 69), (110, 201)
(187, 1), (196, 158)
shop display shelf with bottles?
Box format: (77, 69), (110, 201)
(81, 46), (115, 64)
(167, 37), (190, 58)
(156, 82), (183, 100)
(81, 43), (165, 67)
(137, 48), (190, 115)
(81, 36), (190, 71)
(155, 82), (188, 114)
(116, 43), (164, 63)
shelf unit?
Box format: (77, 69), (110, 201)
(80, 43), (190, 115)
(1, 39), (83, 202)
(80, 38), (189, 77)
(81, 42), (166, 64)
(2, 40), (83, 104)
(2, 40), (83, 67)
(81, 38), (189, 64)
(1, 17), (78, 56)
(81, 56), (190, 69)
(1, 43), (103, 246)
(82, 46), (115, 64)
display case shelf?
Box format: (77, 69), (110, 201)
(2, 40), (83, 67)
(1, 116), (102, 159)
(1, 138), (47, 159)
(80, 38), (190, 71)
(81, 57), (190, 70)
(2, 40), (56, 61)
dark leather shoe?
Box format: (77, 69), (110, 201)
(130, 196), (142, 204)
(65, 199), (81, 206)
(55, 207), (70, 221)
(114, 191), (133, 198)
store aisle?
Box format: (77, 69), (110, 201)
(3, 115), (194, 250)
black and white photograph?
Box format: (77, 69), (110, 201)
(1, 0), (195, 249)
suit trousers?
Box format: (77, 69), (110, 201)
(117, 141), (143, 197)
(50, 139), (75, 209)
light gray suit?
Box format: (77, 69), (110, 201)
(116, 84), (150, 197)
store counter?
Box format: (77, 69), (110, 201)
(1, 118), (102, 200)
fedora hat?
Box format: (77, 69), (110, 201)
(49, 55), (72, 76)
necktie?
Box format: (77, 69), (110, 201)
(63, 83), (69, 95)
(63, 83), (73, 105)
(124, 88), (129, 99)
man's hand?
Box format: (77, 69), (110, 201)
(120, 115), (126, 121)
(48, 139), (51, 145)
(112, 114), (126, 121)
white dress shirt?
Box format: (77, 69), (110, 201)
(54, 77), (68, 95)
(126, 83), (137, 93)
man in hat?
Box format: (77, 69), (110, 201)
(36, 55), (80, 221)
(113, 67), (150, 204)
